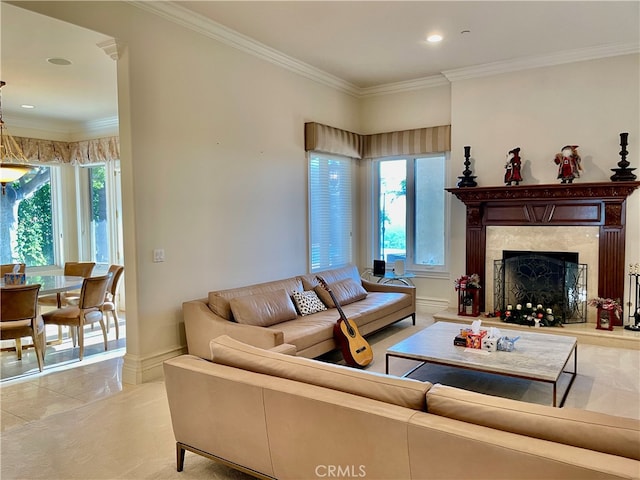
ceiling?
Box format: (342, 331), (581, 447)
(2, 1), (639, 133)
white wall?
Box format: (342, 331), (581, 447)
(20, 1), (361, 382)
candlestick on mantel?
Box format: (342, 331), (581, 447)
(457, 145), (478, 187)
(611, 132), (637, 181)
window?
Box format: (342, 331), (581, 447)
(308, 153), (353, 272)
(0, 166), (60, 267)
(375, 154), (448, 273)
(79, 161), (123, 269)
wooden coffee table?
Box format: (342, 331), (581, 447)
(386, 321), (577, 407)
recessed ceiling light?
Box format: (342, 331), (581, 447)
(47, 57), (72, 66)
(427, 34), (443, 43)
(20, 104), (35, 109)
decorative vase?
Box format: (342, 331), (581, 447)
(596, 307), (615, 331)
(458, 288), (480, 317)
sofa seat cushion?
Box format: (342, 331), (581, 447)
(229, 289), (298, 327)
(209, 277), (303, 321)
(426, 384), (640, 461)
(340, 292), (412, 327)
(210, 335), (432, 410)
(269, 311), (337, 352)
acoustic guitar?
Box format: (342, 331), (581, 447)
(316, 276), (373, 368)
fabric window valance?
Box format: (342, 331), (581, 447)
(305, 122), (363, 159)
(304, 122), (450, 159)
(14, 136), (120, 165)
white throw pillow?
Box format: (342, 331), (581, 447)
(291, 290), (327, 316)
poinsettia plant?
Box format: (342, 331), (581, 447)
(454, 273), (481, 290)
(587, 297), (622, 315)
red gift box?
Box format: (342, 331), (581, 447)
(466, 330), (487, 349)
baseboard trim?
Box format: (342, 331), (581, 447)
(122, 345), (186, 385)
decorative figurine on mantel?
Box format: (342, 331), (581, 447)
(554, 145), (582, 183)
(504, 147), (523, 186)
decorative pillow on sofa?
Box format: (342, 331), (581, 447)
(291, 290), (327, 316)
(229, 289), (298, 327)
(315, 278), (367, 308)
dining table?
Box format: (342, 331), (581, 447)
(1, 274), (85, 295)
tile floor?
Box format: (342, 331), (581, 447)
(1, 313), (639, 479)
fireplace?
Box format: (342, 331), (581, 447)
(447, 181), (640, 325)
(494, 250), (587, 323)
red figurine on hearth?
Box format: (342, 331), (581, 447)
(504, 147), (523, 186)
(554, 145), (582, 183)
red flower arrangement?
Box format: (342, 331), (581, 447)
(454, 273), (481, 290)
(587, 297), (622, 315)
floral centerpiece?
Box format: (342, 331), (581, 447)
(454, 273), (481, 290)
(587, 297), (622, 315)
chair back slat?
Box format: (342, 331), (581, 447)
(1, 263), (26, 275)
(106, 265), (124, 297)
(64, 262), (95, 278)
(1, 284), (41, 322)
(79, 275), (110, 309)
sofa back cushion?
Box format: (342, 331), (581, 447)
(211, 335), (431, 410)
(300, 264), (361, 291)
(315, 278), (368, 308)
(208, 277), (303, 321)
(426, 384), (640, 461)
(229, 289), (298, 327)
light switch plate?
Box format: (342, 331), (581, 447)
(153, 249), (165, 263)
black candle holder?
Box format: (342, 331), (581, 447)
(610, 132), (637, 181)
(457, 145), (478, 187)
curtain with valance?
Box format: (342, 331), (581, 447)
(304, 122), (450, 159)
(14, 136), (120, 165)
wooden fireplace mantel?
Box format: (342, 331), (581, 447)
(446, 181), (640, 316)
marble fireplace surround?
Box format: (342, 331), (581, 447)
(447, 181), (640, 323)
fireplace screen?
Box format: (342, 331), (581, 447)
(494, 251), (587, 324)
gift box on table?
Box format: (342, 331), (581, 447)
(466, 330), (487, 349)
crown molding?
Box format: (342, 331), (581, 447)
(442, 43), (640, 82)
(6, 113), (119, 139)
(128, 1), (361, 97)
(359, 74), (450, 97)
(129, 1), (639, 96)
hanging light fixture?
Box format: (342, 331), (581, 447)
(0, 80), (32, 195)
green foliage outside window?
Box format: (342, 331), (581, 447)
(16, 182), (54, 266)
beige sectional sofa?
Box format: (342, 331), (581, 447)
(183, 264), (416, 360)
(164, 335), (640, 480)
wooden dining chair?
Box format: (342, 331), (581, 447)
(42, 274), (110, 362)
(101, 265), (124, 339)
(1, 263), (26, 275)
(38, 261), (96, 309)
(1, 284), (45, 372)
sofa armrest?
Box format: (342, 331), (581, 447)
(183, 299), (284, 360)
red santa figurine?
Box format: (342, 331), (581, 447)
(554, 145), (582, 183)
(504, 147), (523, 186)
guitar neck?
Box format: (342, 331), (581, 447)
(327, 289), (349, 324)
